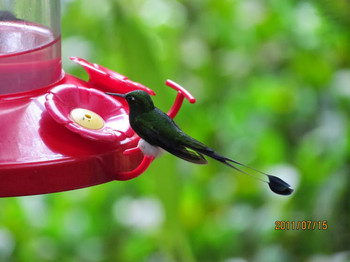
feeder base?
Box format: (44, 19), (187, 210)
(0, 74), (143, 197)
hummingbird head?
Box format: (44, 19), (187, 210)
(107, 90), (155, 113)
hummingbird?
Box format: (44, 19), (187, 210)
(107, 90), (293, 195)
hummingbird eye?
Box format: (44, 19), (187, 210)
(126, 95), (135, 103)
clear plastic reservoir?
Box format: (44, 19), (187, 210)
(0, 0), (62, 94)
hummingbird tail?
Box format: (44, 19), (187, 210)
(178, 132), (293, 195)
(224, 156), (293, 195)
(201, 150), (267, 183)
(196, 149), (294, 196)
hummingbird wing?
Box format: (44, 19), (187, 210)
(155, 132), (208, 164)
(140, 127), (208, 164)
(133, 110), (208, 164)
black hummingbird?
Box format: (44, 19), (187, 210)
(107, 90), (293, 195)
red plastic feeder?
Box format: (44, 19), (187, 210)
(0, 2), (195, 197)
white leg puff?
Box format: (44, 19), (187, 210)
(138, 139), (163, 158)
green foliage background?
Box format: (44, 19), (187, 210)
(1, 0), (350, 261)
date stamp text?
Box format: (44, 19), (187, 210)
(275, 220), (328, 230)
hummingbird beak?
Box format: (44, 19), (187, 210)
(106, 92), (126, 98)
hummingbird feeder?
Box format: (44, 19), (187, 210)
(0, 0), (195, 197)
